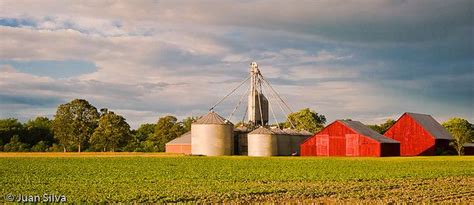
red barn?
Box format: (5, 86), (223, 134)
(383, 112), (453, 156)
(301, 120), (400, 157)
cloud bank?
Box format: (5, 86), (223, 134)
(0, 0), (472, 128)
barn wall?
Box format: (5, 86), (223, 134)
(384, 114), (437, 156)
(358, 135), (380, 157)
(165, 144), (191, 154)
(300, 137), (317, 156)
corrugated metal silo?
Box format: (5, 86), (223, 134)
(191, 111), (234, 156)
(234, 125), (249, 155)
(272, 127), (291, 156)
(248, 126), (277, 156)
(284, 128), (302, 155)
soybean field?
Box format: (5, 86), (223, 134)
(1, 153), (473, 203)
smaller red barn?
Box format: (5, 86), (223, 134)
(383, 112), (453, 156)
(301, 120), (400, 157)
(165, 131), (191, 154)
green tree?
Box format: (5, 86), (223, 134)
(135, 123), (156, 142)
(23, 117), (54, 146)
(124, 123), (156, 152)
(52, 99), (99, 152)
(31, 141), (49, 152)
(367, 119), (396, 134)
(149, 116), (185, 152)
(182, 116), (198, 132)
(0, 118), (24, 145)
(3, 135), (30, 152)
(90, 111), (131, 152)
(285, 108), (326, 133)
(442, 118), (473, 156)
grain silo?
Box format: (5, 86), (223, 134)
(248, 126), (278, 156)
(272, 127), (291, 156)
(191, 111), (234, 156)
(234, 125), (249, 155)
(283, 128), (302, 155)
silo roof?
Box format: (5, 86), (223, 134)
(283, 128), (300, 135)
(339, 120), (399, 143)
(299, 130), (314, 136)
(249, 126), (275, 134)
(270, 127), (285, 134)
(193, 111), (232, 125)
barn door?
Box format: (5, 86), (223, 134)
(345, 134), (359, 156)
(316, 135), (329, 156)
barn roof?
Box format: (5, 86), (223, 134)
(339, 120), (399, 143)
(193, 111), (232, 125)
(405, 112), (453, 140)
(166, 131), (191, 145)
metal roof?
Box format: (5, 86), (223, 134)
(249, 126), (274, 135)
(193, 111), (232, 125)
(406, 112), (453, 140)
(166, 131), (191, 145)
(299, 130), (313, 136)
(283, 128), (300, 135)
(270, 127), (285, 135)
(339, 120), (399, 143)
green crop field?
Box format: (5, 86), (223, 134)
(1, 153), (473, 203)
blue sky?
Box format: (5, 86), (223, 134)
(0, 0), (472, 128)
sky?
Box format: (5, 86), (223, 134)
(0, 0), (473, 129)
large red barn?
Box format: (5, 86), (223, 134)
(301, 120), (400, 157)
(383, 112), (453, 156)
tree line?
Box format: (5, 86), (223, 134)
(0, 99), (196, 152)
(0, 98), (471, 154)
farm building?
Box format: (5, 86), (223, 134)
(383, 112), (453, 156)
(165, 131), (191, 154)
(464, 143), (474, 155)
(300, 120), (400, 157)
